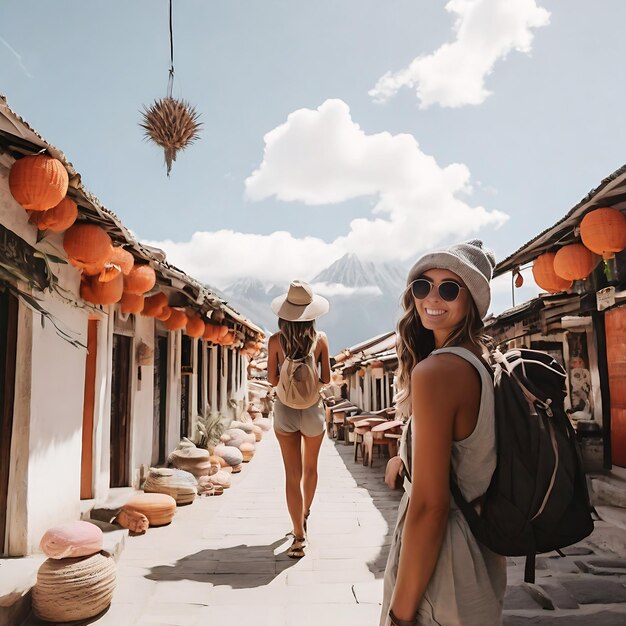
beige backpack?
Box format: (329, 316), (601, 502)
(276, 340), (321, 409)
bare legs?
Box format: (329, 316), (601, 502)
(275, 430), (324, 539)
(302, 432), (324, 519)
(276, 430), (305, 538)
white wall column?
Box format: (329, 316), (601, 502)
(209, 345), (218, 412)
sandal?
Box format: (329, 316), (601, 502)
(200, 484), (224, 497)
(287, 535), (306, 559)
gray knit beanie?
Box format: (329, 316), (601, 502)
(407, 239), (496, 319)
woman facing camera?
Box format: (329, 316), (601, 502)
(268, 280), (331, 559)
(381, 240), (506, 626)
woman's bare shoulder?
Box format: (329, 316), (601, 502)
(411, 353), (479, 399)
(268, 333), (280, 347)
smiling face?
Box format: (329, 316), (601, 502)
(411, 268), (472, 346)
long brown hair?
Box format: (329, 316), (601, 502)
(278, 318), (317, 359)
(395, 283), (488, 417)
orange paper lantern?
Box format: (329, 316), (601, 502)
(119, 292), (145, 314)
(220, 330), (235, 346)
(532, 253), (572, 293)
(64, 224), (112, 267)
(553, 244), (596, 281)
(185, 315), (205, 338)
(109, 247), (134, 275)
(164, 307), (187, 331)
(202, 324), (218, 342)
(80, 273), (123, 305)
(156, 305), (173, 322)
(9, 154), (69, 211)
(580, 207), (626, 260)
(142, 292), (168, 317)
(124, 265), (156, 295)
(28, 197), (78, 232)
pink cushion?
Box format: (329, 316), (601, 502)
(40, 521), (103, 559)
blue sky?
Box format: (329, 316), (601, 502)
(2, 0), (626, 314)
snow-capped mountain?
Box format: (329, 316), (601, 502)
(312, 253), (405, 295)
(220, 253), (408, 351)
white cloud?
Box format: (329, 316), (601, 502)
(145, 229), (342, 288)
(369, 0), (550, 108)
(246, 99), (508, 262)
(311, 282), (383, 298)
(150, 99), (507, 288)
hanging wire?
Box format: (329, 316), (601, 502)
(167, 0), (175, 98)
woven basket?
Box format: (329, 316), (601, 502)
(239, 442), (255, 462)
(168, 447), (212, 477)
(32, 552), (116, 622)
(144, 468), (197, 505)
(213, 444), (243, 466)
(123, 493), (176, 527)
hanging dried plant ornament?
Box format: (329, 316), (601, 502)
(140, 0), (201, 176)
(141, 97), (201, 175)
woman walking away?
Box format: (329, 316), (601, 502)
(381, 240), (507, 626)
(268, 280), (331, 559)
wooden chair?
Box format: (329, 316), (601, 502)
(330, 403), (359, 442)
(363, 420), (404, 467)
(353, 417), (386, 463)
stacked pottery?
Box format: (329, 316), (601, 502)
(33, 521), (116, 622)
(143, 468), (197, 505)
(167, 446), (212, 477)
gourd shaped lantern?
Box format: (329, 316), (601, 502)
(9, 154), (68, 211)
(580, 207), (626, 281)
(532, 253), (572, 293)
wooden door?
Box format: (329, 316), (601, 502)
(606, 306), (626, 467)
(80, 320), (98, 499)
(0, 288), (17, 553)
(110, 334), (132, 487)
(180, 335), (192, 439)
(152, 334), (168, 465)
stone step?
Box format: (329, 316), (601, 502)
(590, 472), (626, 508)
(0, 556), (44, 626)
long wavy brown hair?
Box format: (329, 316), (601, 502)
(278, 318), (317, 359)
(394, 281), (488, 417)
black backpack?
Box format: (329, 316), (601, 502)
(450, 348), (594, 583)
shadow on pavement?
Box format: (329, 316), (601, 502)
(144, 536), (298, 588)
(331, 436), (402, 579)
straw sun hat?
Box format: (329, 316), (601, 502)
(271, 280), (329, 322)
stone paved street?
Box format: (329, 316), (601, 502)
(25, 430), (626, 625)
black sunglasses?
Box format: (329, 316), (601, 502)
(409, 278), (464, 302)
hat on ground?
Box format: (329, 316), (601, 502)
(407, 240), (496, 319)
(271, 280), (329, 322)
